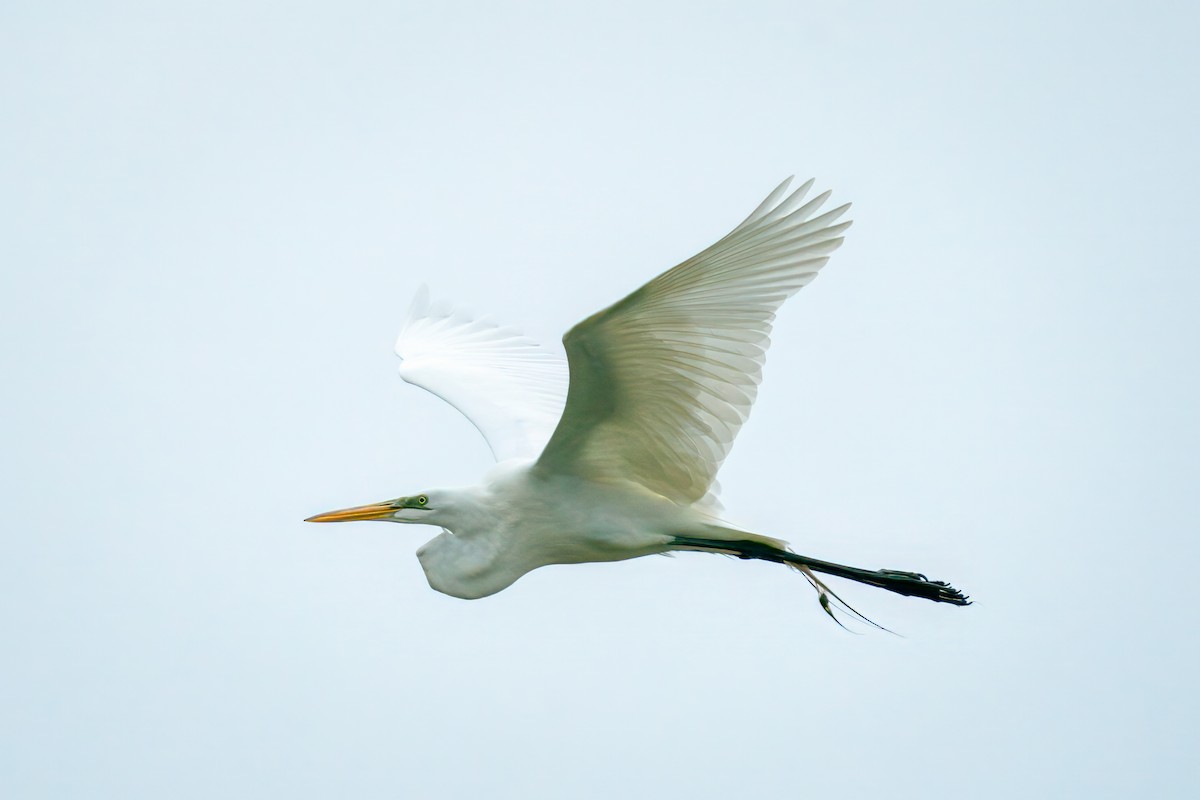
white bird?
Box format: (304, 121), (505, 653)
(307, 178), (969, 624)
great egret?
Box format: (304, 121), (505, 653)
(307, 177), (969, 624)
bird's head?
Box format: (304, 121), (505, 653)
(305, 491), (443, 525)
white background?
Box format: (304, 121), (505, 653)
(3, 1), (1197, 797)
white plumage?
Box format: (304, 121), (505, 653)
(309, 178), (969, 622)
(395, 287), (568, 462)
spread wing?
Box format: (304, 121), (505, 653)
(536, 177), (851, 503)
(395, 288), (569, 462)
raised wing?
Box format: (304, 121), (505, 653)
(537, 178), (850, 503)
(395, 288), (569, 462)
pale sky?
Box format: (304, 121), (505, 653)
(2, 1), (1198, 797)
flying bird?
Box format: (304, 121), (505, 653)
(307, 178), (969, 625)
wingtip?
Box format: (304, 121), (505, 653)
(407, 284), (431, 318)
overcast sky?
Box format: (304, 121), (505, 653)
(3, 1), (1198, 797)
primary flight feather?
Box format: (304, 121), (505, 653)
(307, 177), (969, 624)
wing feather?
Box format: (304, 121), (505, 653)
(395, 288), (568, 462)
(536, 178), (850, 503)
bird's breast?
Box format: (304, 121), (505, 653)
(414, 474), (684, 599)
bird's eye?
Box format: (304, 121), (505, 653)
(416, 495), (428, 506)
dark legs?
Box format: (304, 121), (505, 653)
(671, 536), (971, 606)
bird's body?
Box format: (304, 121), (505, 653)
(308, 177), (969, 622)
(410, 459), (777, 599)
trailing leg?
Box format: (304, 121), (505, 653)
(671, 535), (970, 624)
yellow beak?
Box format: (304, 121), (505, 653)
(305, 500), (398, 523)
